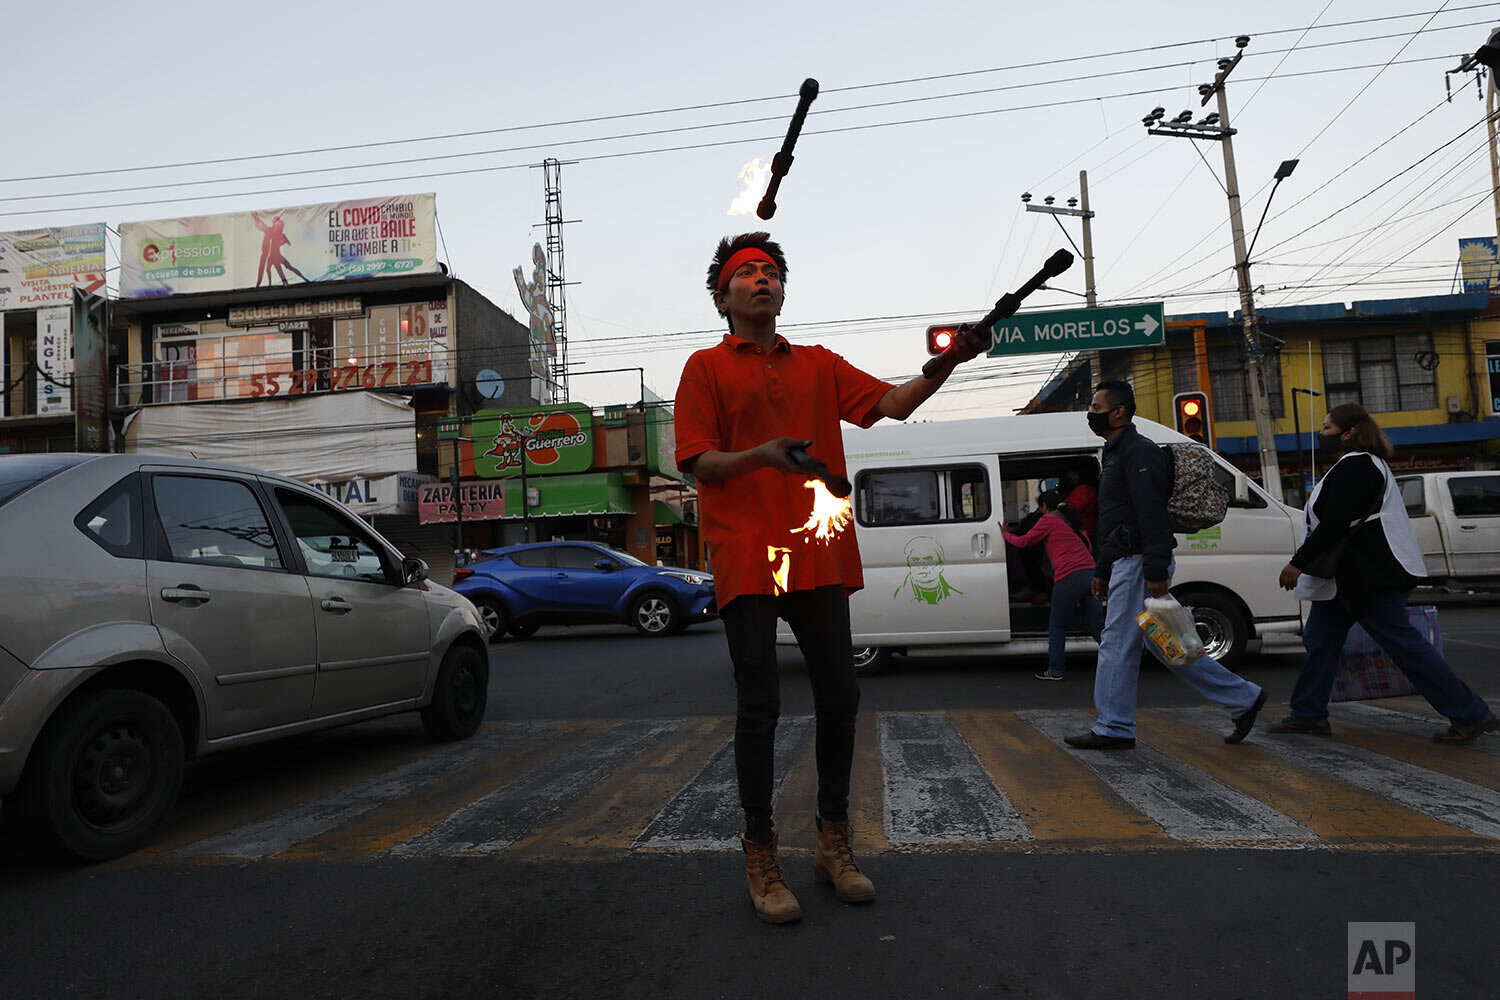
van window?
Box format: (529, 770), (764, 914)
(856, 466), (989, 526)
(1398, 478), (1427, 517)
(1448, 475), (1500, 517)
(1211, 463), (1267, 509)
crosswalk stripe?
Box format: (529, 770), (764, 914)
(393, 719), (683, 855)
(879, 712), (1028, 844)
(1172, 706), (1500, 839)
(279, 720), (614, 860)
(1298, 716), (1500, 794)
(1019, 709), (1313, 842)
(950, 709), (1171, 846)
(1136, 709), (1481, 845)
(848, 711), (893, 854)
(1330, 702), (1500, 758)
(175, 721), (559, 860)
(635, 716), (813, 851)
(505, 717), (734, 860)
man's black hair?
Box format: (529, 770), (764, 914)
(1095, 380), (1136, 419)
(706, 233), (789, 328)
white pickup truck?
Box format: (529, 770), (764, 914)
(1397, 471), (1500, 589)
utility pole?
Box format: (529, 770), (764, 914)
(1146, 35), (1283, 498)
(1023, 171), (1099, 399)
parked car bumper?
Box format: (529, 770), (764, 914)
(684, 591), (718, 621)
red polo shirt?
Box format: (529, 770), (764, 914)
(675, 333), (893, 607)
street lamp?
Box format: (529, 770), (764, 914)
(1291, 386), (1322, 502)
(1246, 159), (1300, 263)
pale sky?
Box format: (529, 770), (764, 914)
(6, 1), (1498, 417)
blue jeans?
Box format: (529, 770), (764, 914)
(1046, 568), (1104, 677)
(1292, 587), (1491, 724)
(1091, 555), (1263, 739)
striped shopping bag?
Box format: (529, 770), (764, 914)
(1328, 605), (1437, 702)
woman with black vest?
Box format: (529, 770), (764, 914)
(1273, 403), (1496, 743)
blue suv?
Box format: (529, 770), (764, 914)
(453, 540), (716, 641)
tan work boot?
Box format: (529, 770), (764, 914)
(813, 816), (876, 903)
(742, 834), (802, 924)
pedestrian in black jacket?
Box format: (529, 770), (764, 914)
(1272, 403), (1496, 742)
(1064, 381), (1267, 750)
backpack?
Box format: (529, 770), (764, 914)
(1162, 443), (1228, 533)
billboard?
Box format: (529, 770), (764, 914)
(73, 289), (110, 451)
(472, 403), (594, 477)
(0, 224), (107, 311)
(1459, 237), (1500, 293)
(36, 307), (72, 415)
(119, 193), (437, 298)
(513, 243), (558, 404)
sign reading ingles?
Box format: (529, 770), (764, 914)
(0, 224), (107, 311)
(119, 194), (438, 298)
(472, 403), (594, 477)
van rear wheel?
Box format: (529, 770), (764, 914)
(1177, 590), (1249, 670)
(852, 646), (892, 676)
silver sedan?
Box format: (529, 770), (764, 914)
(0, 453), (490, 862)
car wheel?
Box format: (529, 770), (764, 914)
(631, 592), (678, 636)
(852, 646), (892, 677)
(1177, 589), (1250, 670)
(10, 689), (185, 863)
(508, 621), (540, 639)
(421, 644), (489, 741)
(472, 598), (508, 644)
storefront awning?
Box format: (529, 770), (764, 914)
(504, 471), (633, 518)
(653, 500), (687, 525)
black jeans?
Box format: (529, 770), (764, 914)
(719, 586), (861, 841)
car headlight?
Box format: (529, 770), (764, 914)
(658, 570), (711, 586)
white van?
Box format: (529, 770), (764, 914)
(778, 412), (1305, 674)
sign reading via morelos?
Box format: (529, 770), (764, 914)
(0, 224), (107, 311)
(119, 193), (438, 298)
(472, 403), (594, 477)
(986, 303), (1164, 358)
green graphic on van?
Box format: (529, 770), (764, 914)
(1187, 525), (1221, 551)
(894, 536), (962, 605)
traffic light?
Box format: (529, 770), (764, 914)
(1172, 391), (1213, 448)
(926, 324), (961, 356)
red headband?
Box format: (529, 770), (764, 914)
(716, 247), (777, 293)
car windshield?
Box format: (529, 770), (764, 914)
(601, 545), (648, 567)
(0, 455), (90, 507)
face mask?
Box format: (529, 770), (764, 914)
(1318, 431), (1344, 454)
(1086, 411), (1113, 434)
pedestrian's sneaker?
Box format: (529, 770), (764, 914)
(742, 834), (801, 924)
(813, 817), (876, 904)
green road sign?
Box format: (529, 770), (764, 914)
(437, 419), (464, 441)
(986, 302), (1164, 358)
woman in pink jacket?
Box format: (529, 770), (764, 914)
(1002, 490), (1104, 681)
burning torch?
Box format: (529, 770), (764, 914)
(786, 444), (851, 499)
(921, 249), (1076, 379)
(756, 78), (819, 220)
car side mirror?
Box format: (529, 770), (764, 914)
(402, 557), (429, 585)
(1232, 472), (1251, 505)
(593, 559), (614, 571)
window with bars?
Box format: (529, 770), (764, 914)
(1207, 343), (1284, 422)
(1322, 334), (1436, 413)
(1170, 347), (1197, 396)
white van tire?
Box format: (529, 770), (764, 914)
(1177, 589), (1250, 670)
(852, 647), (892, 676)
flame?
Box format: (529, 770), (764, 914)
(727, 156), (772, 216)
(791, 479), (853, 543)
(768, 545), (792, 595)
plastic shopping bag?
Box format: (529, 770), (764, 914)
(1136, 596), (1206, 667)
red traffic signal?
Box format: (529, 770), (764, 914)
(926, 325), (960, 356)
(1172, 391), (1213, 448)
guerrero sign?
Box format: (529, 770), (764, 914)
(119, 194), (438, 297)
(472, 403), (594, 477)
(0, 224), (107, 311)
(986, 303), (1164, 358)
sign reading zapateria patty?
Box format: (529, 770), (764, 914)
(472, 403), (594, 477)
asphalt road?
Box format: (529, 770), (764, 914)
(3, 609), (1498, 999)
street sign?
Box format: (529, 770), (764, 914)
(437, 419), (464, 441)
(986, 302), (1164, 358)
